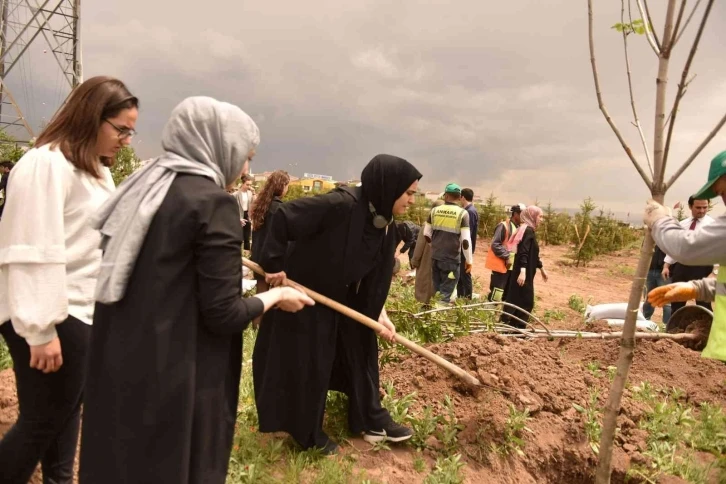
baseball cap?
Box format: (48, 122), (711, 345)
(510, 203), (526, 213)
(693, 151), (726, 200)
(444, 183), (461, 194)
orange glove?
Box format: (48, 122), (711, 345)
(647, 282), (697, 307)
(465, 263), (472, 274)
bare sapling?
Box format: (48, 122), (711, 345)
(587, 0), (723, 482)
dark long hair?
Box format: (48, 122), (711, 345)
(251, 170), (289, 230)
(35, 76), (138, 178)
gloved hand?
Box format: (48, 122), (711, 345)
(643, 199), (672, 229)
(647, 282), (697, 307)
(465, 263), (472, 274)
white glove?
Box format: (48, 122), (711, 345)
(643, 199), (672, 229)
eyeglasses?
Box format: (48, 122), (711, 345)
(104, 119), (137, 140)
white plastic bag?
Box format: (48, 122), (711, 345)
(604, 318), (659, 332)
(585, 302), (646, 322)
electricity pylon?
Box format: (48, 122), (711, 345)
(0, 0), (81, 142)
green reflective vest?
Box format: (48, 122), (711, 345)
(430, 204), (466, 234)
(703, 269), (726, 361)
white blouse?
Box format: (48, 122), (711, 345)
(0, 145), (115, 345)
(237, 189), (252, 212)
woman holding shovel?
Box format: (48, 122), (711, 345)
(254, 154), (422, 454)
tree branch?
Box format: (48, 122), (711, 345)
(663, 73), (696, 130)
(666, 111), (726, 189)
(642, 0), (661, 50)
(670, 0), (688, 52)
(588, 0), (653, 189)
(662, 0), (715, 173)
(674, 0), (704, 46)
(622, 0), (654, 178)
(636, 0), (661, 55)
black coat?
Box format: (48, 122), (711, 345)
(253, 187), (396, 449)
(250, 197), (283, 272)
(502, 226), (542, 328)
(80, 175), (264, 484)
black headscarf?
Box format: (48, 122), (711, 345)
(361, 154), (423, 221)
(346, 155), (422, 285)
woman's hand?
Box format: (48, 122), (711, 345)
(378, 309), (397, 343)
(251, 280), (270, 329)
(275, 287), (315, 312)
(240, 218), (247, 227)
(265, 271), (287, 287)
(540, 268), (549, 283)
(29, 337), (63, 373)
(517, 268), (526, 287)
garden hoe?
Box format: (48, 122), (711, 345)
(242, 259), (482, 388)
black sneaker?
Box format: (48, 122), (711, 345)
(320, 440), (339, 456)
(363, 421), (413, 444)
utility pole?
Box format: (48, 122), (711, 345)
(0, 0), (81, 142)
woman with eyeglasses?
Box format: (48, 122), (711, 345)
(0, 76), (138, 483)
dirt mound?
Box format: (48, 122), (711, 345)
(380, 333), (726, 483)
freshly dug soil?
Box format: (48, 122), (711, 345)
(377, 333), (726, 483)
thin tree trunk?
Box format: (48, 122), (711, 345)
(593, 0), (677, 482)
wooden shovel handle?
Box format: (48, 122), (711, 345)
(242, 258), (480, 387)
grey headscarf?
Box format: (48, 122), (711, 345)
(91, 96), (260, 304)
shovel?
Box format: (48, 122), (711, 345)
(242, 258), (481, 387)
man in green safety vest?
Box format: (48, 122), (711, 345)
(644, 150), (726, 362)
(424, 183), (473, 304)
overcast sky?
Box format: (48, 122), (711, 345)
(12, 1), (726, 215)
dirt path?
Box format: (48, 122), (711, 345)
(470, 240), (661, 329)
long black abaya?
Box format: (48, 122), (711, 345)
(253, 155), (421, 449)
(501, 226), (542, 329)
(80, 175), (264, 484)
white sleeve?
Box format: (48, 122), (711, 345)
(664, 254), (676, 265)
(652, 215), (726, 267)
(460, 227), (473, 264)
(423, 222), (433, 239)
(0, 149), (69, 345)
(5, 264), (67, 345)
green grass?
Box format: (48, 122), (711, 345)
(626, 383), (726, 484)
(568, 294), (586, 313)
(0, 337), (11, 371)
(225, 323), (469, 483)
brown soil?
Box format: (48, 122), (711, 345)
(375, 334), (726, 484)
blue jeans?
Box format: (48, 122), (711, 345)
(432, 259), (460, 303)
(642, 269), (671, 324)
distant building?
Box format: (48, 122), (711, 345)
(252, 170), (299, 185)
(289, 176), (337, 193)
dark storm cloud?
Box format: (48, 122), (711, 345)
(78, 0), (726, 213)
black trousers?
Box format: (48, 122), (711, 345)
(0, 316), (90, 484)
(242, 210), (252, 251)
(456, 252), (473, 299)
(489, 271), (509, 302)
(670, 263), (713, 314)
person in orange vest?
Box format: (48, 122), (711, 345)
(485, 203), (524, 302)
